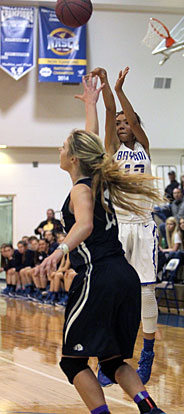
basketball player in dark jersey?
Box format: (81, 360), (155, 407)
(86, 67), (159, 386)
(38, 122), (166, 414)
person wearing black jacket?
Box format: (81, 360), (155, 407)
(1, 244), (22, 295)
(34, 209), (63, 238)
(22, 239), (48, 300)
(165, 171), (179, 202)
(17, 241), (35, 295)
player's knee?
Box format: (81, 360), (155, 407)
(141, 285), (158, 319)
(99, 357), (126, 383)
(59, 357), (89, 384)
(141, 285), (158, 333)
(50, 271), (55, 279)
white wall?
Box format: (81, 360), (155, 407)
(0, 5), (184, 148)
(0, 148), (71, 244)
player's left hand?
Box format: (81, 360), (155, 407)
(115, 66), (129, 92)
(38, 249), (63, 277)
(74, 74), (105, 105)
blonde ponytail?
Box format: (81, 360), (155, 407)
(67, 129), (162, 215)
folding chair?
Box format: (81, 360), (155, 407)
(156, 258), (180, 315)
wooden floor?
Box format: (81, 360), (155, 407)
(0, 295), (184, 414)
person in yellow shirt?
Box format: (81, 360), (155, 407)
(34, 208), (63, 237)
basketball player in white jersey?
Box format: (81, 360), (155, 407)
(90, 67), (158, 386)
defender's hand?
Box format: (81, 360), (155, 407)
(75, 74), (104, 104)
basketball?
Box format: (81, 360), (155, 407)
(55, 0), (93, 28)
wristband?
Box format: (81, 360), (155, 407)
(57, 243), (69, 255)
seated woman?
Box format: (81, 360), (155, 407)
(159, 216), (181, 258)
(173, 217), (184, 282)
(158, 216), (182, 279)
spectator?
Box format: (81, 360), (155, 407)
(180, 174), (184, 196)
(25, 239), (48, 301)
(159, 217), (184, 282)
(45, 252), (70, 306)
(16, 241), (35, 296)
(1, 244), (22, 296)
(165, 170), (179, 202)
(159, 188), (184, 241)
(178, 217), (184, 250)
(158, 217), (182, 274)
(44, 230), (58, 255)
(56, 232), (67, 244)
(0, 243), (8, 272)
(171, 188), (184, 221)
(22, 236), (29, 245)
(38, 239), (49, 255)
(159, 217), (181, 254)
(177, 217), (184, 268)
(34, 209), (63, 238)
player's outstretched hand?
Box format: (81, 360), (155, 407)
(89, 67), (107, 80)
(75, 74), (104, 105)
(35, 249), (63, 278)
(115, 66), (129, 92)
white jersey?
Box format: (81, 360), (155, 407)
(114, 141), (153, 224)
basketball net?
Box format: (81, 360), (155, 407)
(142, 18), (175, 49)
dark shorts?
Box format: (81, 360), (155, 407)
(62, 255), (141, 358)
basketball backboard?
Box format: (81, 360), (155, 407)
(152, 16), (184, 55)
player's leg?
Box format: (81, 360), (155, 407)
(137, 284), (158, 384)
(55, 270), (73, 306)
(115, 360), (166, 414)
(131, 222), (158, 384)
(99, 356), (166, 414)
(8, 268), (17, 296)
(31, 268), (43, 301)
(97, 221), (132, 387)
(48, 271), (63, 304)
(24, 267), (32, 285)
(40, 269), (47, 290)
(60, 355), (166, 414)
(43, 272), (55, 303)
(22, 267), (33, 297)
(60, 356), (110, 413)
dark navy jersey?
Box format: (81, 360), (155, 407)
(48, 241), (59, 255)
(4, 249), (22, 271)
(61, 178), (123, 271)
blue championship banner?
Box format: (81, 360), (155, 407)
(38, 7), (86, 83)
(0, 6), (35, 80)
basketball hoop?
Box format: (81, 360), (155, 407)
(143, 17), (176, 49)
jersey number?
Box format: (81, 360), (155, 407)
(125, 163), (145, 174)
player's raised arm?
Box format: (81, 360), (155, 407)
(90, 67), (120, 155)
(75, 74), (104, 134)
(115, 67), (150, 156)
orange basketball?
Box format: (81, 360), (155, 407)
(56, 0), (93, 28)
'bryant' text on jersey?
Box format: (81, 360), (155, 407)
(116, 150), (147, 162)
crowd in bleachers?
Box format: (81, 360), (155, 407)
(1, 181), (184, 306)
(0, 209), (77, 307)
(154, 172), (184, 281)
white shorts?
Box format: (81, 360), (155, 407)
(118, 219), (158, 284)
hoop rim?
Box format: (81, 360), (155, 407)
(149, 17), (175, 47)
(150, 17), (170, 38)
